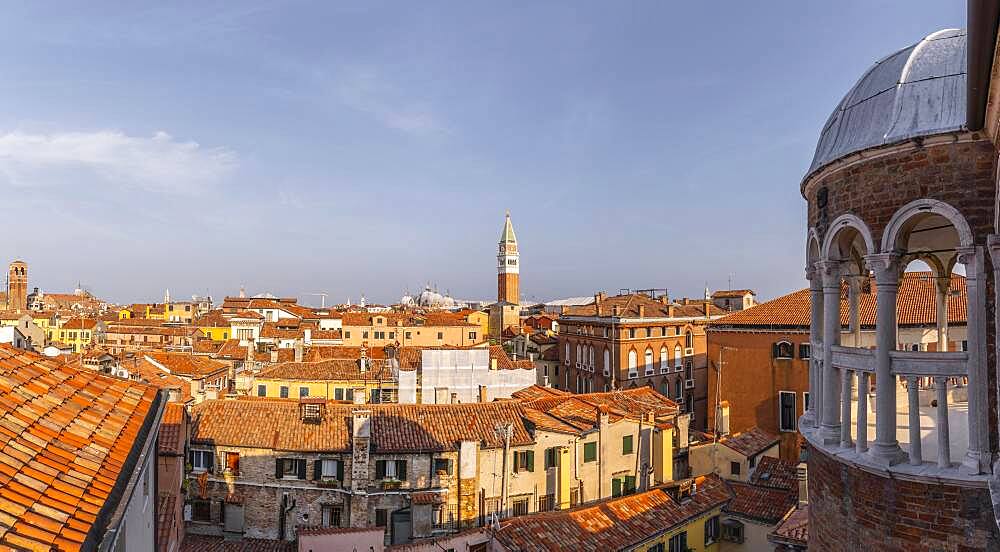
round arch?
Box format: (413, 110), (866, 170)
(821, 213), (877, 261)
(880, 198), (974, 253)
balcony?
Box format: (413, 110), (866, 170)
(805, 346), (987, 485)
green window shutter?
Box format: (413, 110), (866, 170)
(396, 460), (407, 480)
(314, 460), (322, 480)
(297, 459), (307, 479)
(275, 459), (283, 479)
(625, 475), (636, 494)
(612, 478), (622, 497)
(337, 460), (344, 481)
(526, 450), (534, 472)
(512, 452), (520, 473)
(376, 460), (386, 479)
(623, 435), (633, 454)
(584, 442), (597, 462)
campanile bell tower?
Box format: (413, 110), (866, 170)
(7, 260), (27, 312)
(497, 211), (519, 305)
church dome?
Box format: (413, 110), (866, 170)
(805, 29), (967, 182)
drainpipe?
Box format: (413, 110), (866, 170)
(278, 493), (296, 541)
(497, 424), (512, 517)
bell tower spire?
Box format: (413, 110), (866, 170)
(497, 211), (520, 305)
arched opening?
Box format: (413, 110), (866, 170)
(603, 348), (610, 374)
(644, 348), (654, 376)
(877, 202), (976, 469)
(589, 345), (595, 369)
(627, 350), (637, 379)
(673, 344), (682, 369)
(659, 346), (668, 374)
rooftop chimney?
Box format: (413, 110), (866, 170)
(797, 462), (809, 506)
(638, 305), (645, 318)
(594, 292), (606, 305)
(612, 305), (621, 317)
(294, 341), (304, 363)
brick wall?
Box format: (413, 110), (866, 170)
(807, 445), (1000, 551)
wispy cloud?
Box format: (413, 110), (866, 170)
(0, 130), (237, 194)
(334, 68), (449, 136)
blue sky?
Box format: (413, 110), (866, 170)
(0, 2), (965, 305)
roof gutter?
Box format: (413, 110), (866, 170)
(967, 0), (1000, 131)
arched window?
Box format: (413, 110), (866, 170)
(773, 341), (793, 359)
(675, 378), (682, 399)
(644, 348), (654, 375)
(565, 342), (570, 363)
(577, 375), (583, 392)
(603, 348), (610, 373)
(685, 330), (693, 349)
(659, 381), (669, 397)
(674, 344), (682, 368)
(660, 346), (668, 373)
(628, 350), (638, 378)
(589, 345), (595, 368)
(577, 344), (582, 365)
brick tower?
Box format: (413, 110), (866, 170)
(7, 260), (27, 312)
(497, 211), (519, 305)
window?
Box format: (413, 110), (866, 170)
(576, 344), (582, 365)
(433, 458), (453, 476)
(660, 346), (668, 373)
(513, 450), (535, 473)
(321, 505), (341, 528)
(730, 461), (741, 476)
(375, 459), (408, 481)
(190, 450), (213, 472)
(628, 328), (636, 339)
(437, 332), (444, 340)
(773, 341), (793, 359)
(674, 345), (682, 369)
(622, 434), (634, 455)
(538, 494), (555, 512)
(544, 447), (558, 469)
(675, 379), (682, 400)
(277, 458), (306, 479)
(644, 348), (654, 375)
(375, 508), (387, 527)
(749, 455), (757, 469)
(603, 348), (610, 373)
(704, 515), (720, 545)
(405, 331), (412, 339)
(344, 331), (351, 339)
(511, 496), (529, 517)
(257, 384), (266, 397)
(299, 387), (309, 398)
(779, 390), (796, 432)
(668, 531), (688, 552)
(346, 388), (355, 402)
(583, 442), (597, 462)
(648, 544), (664, 552)
(611, 475), (636, 497)
(279, 386), (289, 399)
(684, 331), (693, 348)
(225, 452), (240, 475)
(469, 331), (476, 340)
(318, 459), (342, 480)
(192, 499), (212, 522)
(799, 343), (811, 359)
(362, 331), (369, 339)
(721, 519), (745, 543)
(804, 392), (810, 412)
(334, 388), (344, 401)
(628, 350), (638, 378)
(589, 345), (595, 368)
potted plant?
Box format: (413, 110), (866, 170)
(381, 478), (402, 490)
(317, 478), (340, 489)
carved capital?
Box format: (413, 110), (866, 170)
(864, 253), (902, 284)
(955, 245), (978, 268)
(815, 260), (842, 288)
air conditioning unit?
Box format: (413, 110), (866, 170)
(675, 365), (684, 373)
(660, 367), (670, 374)
(645, 369), (654, 377)
(684, 347), (694, 356)
(603, 368), (610, 377)
(628, 371), (638, 380)
(685, 379), (695, 389)
(676, 395), (685, 403)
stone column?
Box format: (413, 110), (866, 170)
(847, 275), (863, 347)
(818, 260), (842, 444)
(865, 253), (904, 466)
(958, 246), (990, 474)
(805, 266), (823, 428)
(988, 235), (1000, 476)
(935, 276), (950, 352)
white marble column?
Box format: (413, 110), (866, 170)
(866, 253), (904, 466)
(958, 246), (990, 474)
(935, 276), (950, 352)
(847, 275), (863, 347)
(806, 266), (823, 428)
(818, 260), (842, 444)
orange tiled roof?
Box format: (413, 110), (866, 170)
(712, 289), (756, 298)
(561, 293), (725, 319)
(712, 272), (967, 329)
(61, 317), (98, 330)
(106, 325), (202, 337)
(489, 345), (535, 370)
(190, 398), (534, 453)
(0, 344), (159, 550)
(521, 387), (678, 434)
(510, 385), (572, 401)
(146, 352), (229, 379)
(124, 357), (194, 404)
(769, 505), (809, 546)
(180, 535), (295, 551)
(255, 358), (393, 382)
(194, 310), (230, 328)
(159, 403), (186, 456)
(718, 427), (780, 457)
(748, 456), (799, 492)
(724, 480), (797, 525)
(495, 475), (731, 551)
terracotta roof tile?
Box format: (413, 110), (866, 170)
(769, 504), (809, 546)
(0, 344), (157, 550)
(146, 352), (229, 379)
(724, 481), (797, 524)
(496, 475), (731, 551)
(562, 293), (725, 319)
(180, 535), (295, 551)
(718, 427), (780, 457)
(256, 358), (393, 382)
(159, 403), (186, 456)
(712, 272), (967, 328)
(748, 456), (799, 492)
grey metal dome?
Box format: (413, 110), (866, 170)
(806, 29), (967, 181)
